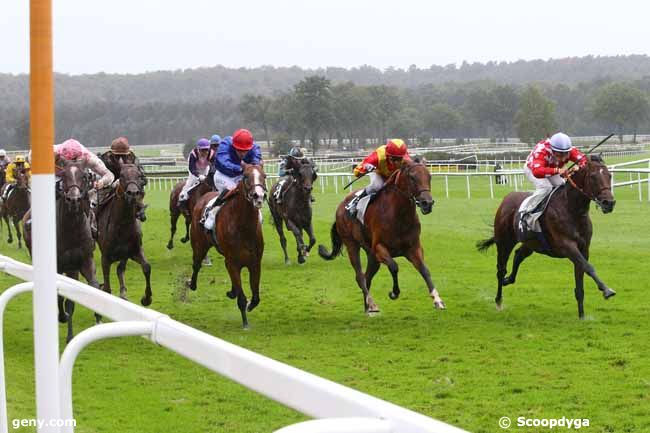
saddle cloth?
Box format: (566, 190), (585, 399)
(516, 186), (562, 245)
(354, 194), (375, 224)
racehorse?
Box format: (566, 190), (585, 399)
(96, 162), (152, 308)
(24, 160), (100, 342)
(189, 163), (266, 328)
(1, 168), (31, 248)
(476, 155), (616, 319)
(319, 160), (446, 313)
(268, 158), (317, 264)
(167, 176), (213, 250)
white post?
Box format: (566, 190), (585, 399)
(489, 174), (494, 199)
(638, 173), (642, 202)
(514, 174), (518, 191)
(445, 176), (449, 199)
(30, 0), (61, 430)
(334, 175), (338, 194)
(466, 176), (470, 199)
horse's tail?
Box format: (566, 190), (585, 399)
(476, 236), (496, 253)
(318, 222), (342, 260)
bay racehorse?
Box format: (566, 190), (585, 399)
(319, 160), (446, 313)
(167, 176), (213, 250)
(24, 160), (100, 342)
(477, 155), (616, 319)
(189, 163), (266, 328)
(268, 158), (317, 264)
(96, 162), (152, 308)
(1, 168), (31, 248)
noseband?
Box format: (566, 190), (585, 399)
(390, 163), (431, 204)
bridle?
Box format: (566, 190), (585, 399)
(389, 163), (431, 205)
(565, 163), (610, 209)
(242, 167), (267, 203)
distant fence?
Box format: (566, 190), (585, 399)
(146, 159), (650, 202)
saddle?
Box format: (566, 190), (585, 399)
(516, 185), (563, 248)
(350, 192), (378, 224)
(200, 188), (238, 251)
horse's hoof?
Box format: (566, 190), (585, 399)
(166, 242), (173, 250)
(180, 237), (189, 244)
(495, 302), (503, 311)
(66, 335), (74, 344)
(226, 290), (237, 299)
(7, 238), (12, 244)
(502, 276), (513, 286)
(366, 309), (380, 316)
(603, 288), (616, 300)
(284, 259), (291, 265)
(242, 323), (250, 330)
(434, 301), (446, 310)
(298, 255), (305, 264)
(58, 312), (69, 324)
(119, 294), (128, 301)
(141, 296), (152, 307)
(389, 291), (399, 300)
(247, 299), (260, 312)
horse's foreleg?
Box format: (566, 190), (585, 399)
(503, 246), (533, 286)
(65, 299), (75, 344)
(131, 250), (152, 307)
(565, 244), (615, 300)
(180, 215), (190, 243)
(13, 218), (21, 249)
(79, 259), (102, 324)
(225, 260), (248, 329)
(271, 212), (290, 265)
(190, 243), (208, 291)
(247, 261), (261, 312)
(495, 240), (515, 310)
(365, 253), (381, 296)
(57, 295), (68, 323)
(116, 259), (128, 300)
(100, 256), (112, 295)
(305, 222), (316, 254)
(374, 243), (401, 302)
(167, 210), (179, 250)
(574, 262), (585, 319)
(285, 219), (307, 264)
(4, 214), (12, 243)
(346, 242), (378, 313)
(405, 245), (446, 309)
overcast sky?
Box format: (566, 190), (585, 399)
(2, 0), (649, 75)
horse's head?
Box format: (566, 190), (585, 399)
(58, 160), (90, 213)
(293, 159), (317, 194)
(569, 155), (615, 214)
(117, 162), (146, 205)
(240, 162), (267, 209)
(14, 169), (29, 189)
(391, 161), (435, 214)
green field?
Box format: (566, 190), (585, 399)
(1, 174), (649, 433)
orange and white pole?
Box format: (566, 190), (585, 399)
(30, 0), (61, 431)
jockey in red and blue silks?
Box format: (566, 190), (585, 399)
(203, 129), (263, 230)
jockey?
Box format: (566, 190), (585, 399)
(99, 137), (148, 220)
(520, 132), (587, 226)
(0, 149), (10, 171)
(202, 129), (262, 230)
(274, 146), (316, 204)
(345, 138), (411, 216)
(209, 134), (222, 152)
(178, 138), (216, 212)
(1, 155), (31, 201)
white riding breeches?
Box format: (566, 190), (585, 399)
(364, 172), (385, 194)
(524, 165), (564, 192)
(180, 173), (201, 201)
(213, 171), (241, 195)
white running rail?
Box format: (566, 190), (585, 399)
(0, 255), (468, 433)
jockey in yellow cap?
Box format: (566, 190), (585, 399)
(346, 139), (411, 216)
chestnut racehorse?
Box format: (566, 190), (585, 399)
(319, 161), (446, 313)
(189, 163), (266, 328)
(477, 155), (616, 319)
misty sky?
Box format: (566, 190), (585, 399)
(2, 0), (649, 75)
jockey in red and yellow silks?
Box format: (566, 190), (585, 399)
(346, 139), (411, 216)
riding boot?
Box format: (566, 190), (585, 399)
(345, 189), (367, 217)
(202, 189), (229, 231)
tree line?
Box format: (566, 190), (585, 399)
(1, 55), (650, 151)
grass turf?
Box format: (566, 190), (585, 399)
(0, 172), (649, 433)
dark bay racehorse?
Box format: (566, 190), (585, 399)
(24, 160), (100, 342)
(477, 155), (616, 319)
(1, 169), (31, 248)
(189, 163), (266, 328)
(268, 159), (317, 264)
(167, 177), (213, 250)
(319, 161), (446, 313)
(96, 163), (152, 307)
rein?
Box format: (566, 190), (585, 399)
(387, 164), (431, 204)
(565, 165), (608, 209)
